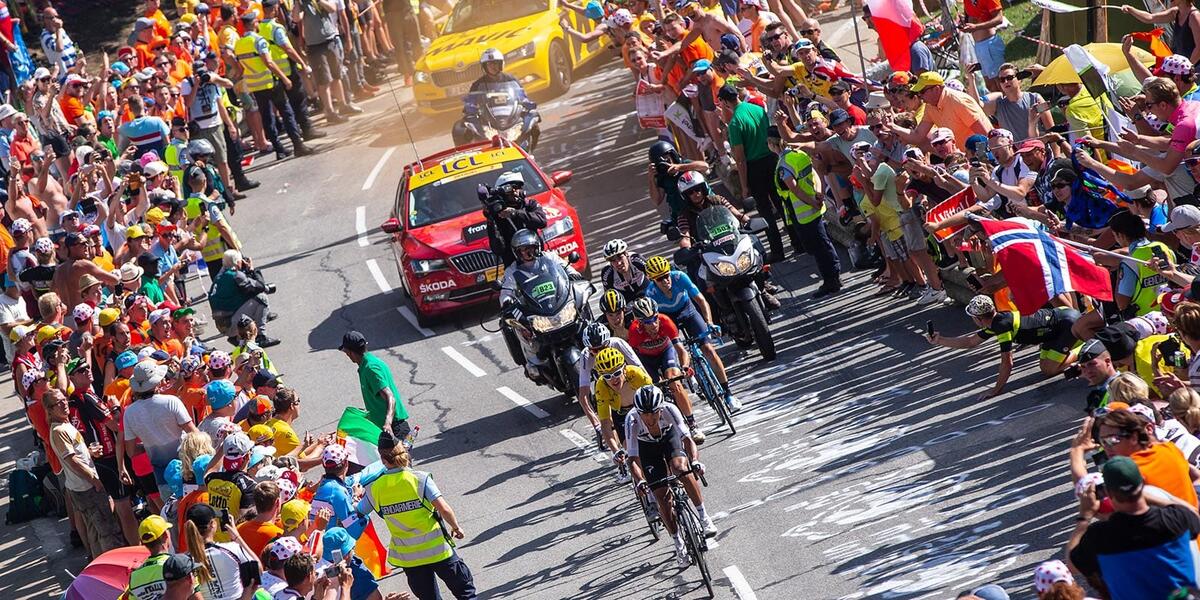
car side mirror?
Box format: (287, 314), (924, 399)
(550, 170), (573, 187)
(380, 218), (401, 234)
(568, 251), (581, 263)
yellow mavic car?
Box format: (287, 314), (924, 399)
(414, 0), (609, 114)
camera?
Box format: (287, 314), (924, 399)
(197, 70), (212, 85)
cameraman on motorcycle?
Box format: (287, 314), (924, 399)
(499, 229), (582, 383)
(483, 170), (547, 267)
(648, 140), (708, 222)
(452, 48), (541, 148)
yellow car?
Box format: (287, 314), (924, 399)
(414, 0), (610, 114)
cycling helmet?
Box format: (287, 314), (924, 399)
(965, 294), (996, 318)
(629, 296), (658, 320)
(601, 289), (626, 314)
(511, 229), (541, 253)
(495, 170), (525, 190)
(187, 139), (214, 157)
(595, 347), (626, 375)
(582, 321), (611, 348)
(611, 8), (634, 27)
(648, 140), (681, 165)
(603, 238), (628, 260)
(677, 170), (710, 197)
(479, 48), (504, 69)
(644, 255), (671, 279)
(633, 384), (665, 413)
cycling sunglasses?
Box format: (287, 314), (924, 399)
(603, 371), (625, 381)
(639, 316), (660, 325)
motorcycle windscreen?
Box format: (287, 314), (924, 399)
(467, 81), (523, 129)
(696, 205), (741, 252)
(514, 255), (572, 315)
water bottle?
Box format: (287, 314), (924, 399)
(403, 425), (420, 450)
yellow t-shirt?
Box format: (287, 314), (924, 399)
(594, 365), (653, 422)
(266, 418), (300, 456)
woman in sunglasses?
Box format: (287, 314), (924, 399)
(1093, 407), (1200, 508)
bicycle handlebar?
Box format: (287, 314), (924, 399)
(644, 463), (706, 489)
(655, 373), (689, 388)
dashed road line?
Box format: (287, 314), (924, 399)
(560, 429), (610, 464)
(396, 307), (435, 337)
(723, 566), (758, 600)
(362, 147), (396, 191)
(441, 346), (487, 377)
(366, 259), (392, 294)
(355, 206), (370, 247)
(497, 386), (550, 419)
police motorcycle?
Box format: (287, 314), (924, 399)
(667, 204), (776, 360)
(497, 235), (594, 400)
(451, 49), (541, 151)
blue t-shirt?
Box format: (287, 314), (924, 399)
(312, 476), (357, 530)
(118, 116), (169, 150)
(644, 270), (702, 318)
(150, 239), (179, 277)
(1069, 504), (1200, 600)
(1150, 203), (1170, 233)
(1118, 239), (1151, 297)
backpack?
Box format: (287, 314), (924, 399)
(37, 463), (66, 519)
(5, 466), (44, 524)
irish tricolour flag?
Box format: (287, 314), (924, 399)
(337, 408), (382, 468)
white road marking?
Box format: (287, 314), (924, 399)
(362, 147), (396, 191)
(355, 206), (370, 247)
(723, 566), (758, 600)
(560, 429), (610, 464)
(366, 259), (392, 294)
(395, 307), (435, 337)
(441, 346), (487, 377)
(497, 386), (550, 418)
(707, 538), (719, 549)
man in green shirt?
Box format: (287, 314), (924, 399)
(718, 84), (785, 262)
(339, 330), (412, 440)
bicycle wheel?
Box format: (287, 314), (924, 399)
(638, 488), (661, 542)
(676, 492), (715, 598)
(699, 359), (735, 435)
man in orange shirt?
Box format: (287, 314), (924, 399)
(891, 71), (990, 152)
(144, 0), (173, 41)
(238, 480), (285, 555)
(738, 0), (776, 53)
(106, 351), (137, 408)
(132, 18), (165, 70)
(148, 309), (185, 359)
(58, 73), (93, 128)
(1100, 408), (1200, 507)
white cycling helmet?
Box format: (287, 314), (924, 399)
(495, 170), (525, 189)
(480, 48), (504, 69)
(603, 239), (628, 259)
(611, 8), (634, 27)
(965, 294), (996, 318)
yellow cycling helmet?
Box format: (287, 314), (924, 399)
(645, 255), (671, 279)
(601, 289), (626, 314)
(594, 347), (626, 375)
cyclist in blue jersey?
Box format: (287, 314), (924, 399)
(642, 255), (741, 411)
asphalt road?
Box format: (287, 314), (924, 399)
(199, 51), (1100, 600)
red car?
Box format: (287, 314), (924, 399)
(380, 140), (589, 326)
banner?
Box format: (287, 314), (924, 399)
(1031, 0), (1091, 13)
(635, 78), (666, 130)
(924, 188), (974, 241)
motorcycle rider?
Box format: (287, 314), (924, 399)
(648, 140), (708, 222)
(499, 229), (581, 383)
(600, 239), (650, 302)
(453, 48), (540, 148)
(483, 171), (547, 267)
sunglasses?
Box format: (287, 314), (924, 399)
(868, 123), (883, 132)
(998, 74), (1017, 82)
(1100, 433), (1132, 448)
(799, 28), (818, 35)
(603, 371), (625, 381)
(639, 316), (659, 325)
(1186, 158), (1200, 168)
(933, 139), (951, 146)
(1051, 182), (1071, 189)
(763, 34), (782, 43)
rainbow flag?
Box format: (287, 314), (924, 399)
(355, 522), (391, 578)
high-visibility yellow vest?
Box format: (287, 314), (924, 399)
(774, 149), (824, 226)
(124, 553), (170, 600)
(234, 33), (274, 93)
(365, 469), (454, 568)
(185, 195), (233, 263)
(1129, 241), (1173, 316)
(258, 20), (293, 77)
(164, 139), (186, 187)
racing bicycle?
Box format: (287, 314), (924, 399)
(683, 334), (736, 436)
(646, 465), (714, 598)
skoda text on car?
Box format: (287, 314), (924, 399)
(380, 140), (588, 325)
(413, 0), (607, 114)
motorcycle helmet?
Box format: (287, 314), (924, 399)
(582, 321), (611, 349)
(611, 8), (634, 27)
(603, 239), (628, 260)
(510, 229), (542, 261)
(634, 384), (665, 413)
(480, 47), (504, 71)
(648, 140), (681, 173)
(601, 289), (626, 314)
(187, 139), (214, 157)
(594, 347), (626, 375)
(630, 296), (658, 321)
(644, 255), (671, 280)
(677, 170), (710, 197)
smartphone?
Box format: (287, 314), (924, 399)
(1016, 68), (1032, 80)
(220, 508), (232, 529)
(1152, 245), (1171, 265)
(331, 548), (343, 564)
(926, 320), (935, 338)
(238, 560), (261, 587)
(1034, 100), (1051, 113)
(974, 145), (990, 164)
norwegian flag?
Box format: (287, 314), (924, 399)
(978, 218), (1113, 313)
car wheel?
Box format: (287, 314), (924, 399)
(547, 40), (572, 96)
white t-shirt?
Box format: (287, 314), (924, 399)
(0, 291), (28, 361)
(1159, 419), (1200, 466)
(980, 156), (1035, 212)
(201, 541), (253, 600)
(122, 393), (192, 466)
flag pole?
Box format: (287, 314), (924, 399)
(1058, 237), (1153, 265)
(850, 0), (869, 77)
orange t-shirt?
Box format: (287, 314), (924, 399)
(59, 96), (86, 126)
(667, 36), (715, 96)
(181, 386), (209, 425)
(146, 9), (172, 41)
(153, 337), (185, 360)
(1133, 442), (1199, 507)
(176, 489), (209, 553)
(238, 519), (284, 556)
(106, 377), (132, 408)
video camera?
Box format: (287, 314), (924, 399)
(477, 183), (521, 214)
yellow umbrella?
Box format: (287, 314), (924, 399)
(1032, 43), (1156, 87)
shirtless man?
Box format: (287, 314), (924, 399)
(671, 0), (746, 54)
(959, 0), (1006, 91)
(51, 232), (119, 309)
(26, 148), (70, 225)
(6, 164), (48, 239)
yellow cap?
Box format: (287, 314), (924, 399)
(139, 514), (173, 543)
(145, 207), (167, 226)
(127, 224), (147, 240)
(179, 12), (198, 24)
(35, 324), (64, 345)
(910, 71), (945, 92)
(280, 499), (311, 529)
(98, 307), (122, 327)
(247, 424), (274, 445)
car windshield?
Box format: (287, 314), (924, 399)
(443, 0), (547, 34)
(407, 159), (547, 228)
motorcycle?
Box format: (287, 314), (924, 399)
(499, 253), (593, 399)
(668, 205), (776, 360)
(453, 80), (541, 152)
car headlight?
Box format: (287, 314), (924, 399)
(530, 301), (577, 333)
(505, 42), (536, 62)
(541, 217), (574, 241)
(411, 258), (448, 274)
(415, 71), (431, 83)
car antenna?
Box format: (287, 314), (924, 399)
(380, 69), (422, 170)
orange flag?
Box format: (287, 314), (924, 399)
(354, 521), (391, 579)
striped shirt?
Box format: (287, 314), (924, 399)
(39, 28), (78, 72)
